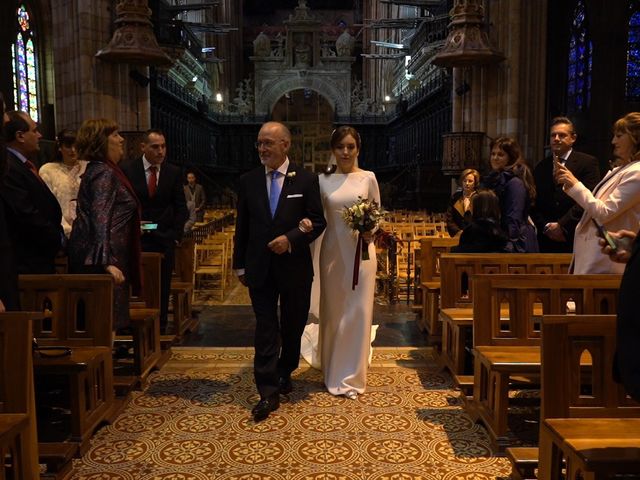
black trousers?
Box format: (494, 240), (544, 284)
(249, 265), (312, 399)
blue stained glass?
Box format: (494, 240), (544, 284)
(11, 3), (38, 119)
(567, 0), (592, 113)
(626, 8), (640, 100)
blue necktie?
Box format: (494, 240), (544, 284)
(269, 170), (281, 217)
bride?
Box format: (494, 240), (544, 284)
(301, 126), (381, 399)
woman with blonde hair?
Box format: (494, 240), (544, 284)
(68, 119), (142, 332)
(555, 112), (640, 273)
(445, 168), (480, 236)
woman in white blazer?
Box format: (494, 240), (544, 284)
(555, 112), (640, 274)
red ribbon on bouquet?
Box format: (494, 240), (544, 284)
(352, 232), (362, 290)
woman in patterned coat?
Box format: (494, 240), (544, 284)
(68, 119), (142, 332)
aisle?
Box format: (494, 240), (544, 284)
(70, 347), (511, 479)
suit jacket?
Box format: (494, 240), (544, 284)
(532, 150), (600, 243)
(184, 183), (206, 211)
(233, 163), (326, 288)
(615, 232), (640, 402)
(568, 161), (640, 274)
(445, 190), (474, 237)
(0, 150), (63, 273)
(120, 157), (188, 249)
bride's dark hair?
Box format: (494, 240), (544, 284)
(330, 126), (361, 150)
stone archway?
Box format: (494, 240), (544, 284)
(255, 75), (350, 117)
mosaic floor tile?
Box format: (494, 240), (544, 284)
(70, 348), (513, 479)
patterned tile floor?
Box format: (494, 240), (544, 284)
(70, 347), (512, 480)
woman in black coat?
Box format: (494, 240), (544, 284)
(445, 168), (479, 237)
(600, 228), (640, 402)
(451, 189), (508, 253)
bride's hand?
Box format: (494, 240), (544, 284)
(298, 218), (313, 233)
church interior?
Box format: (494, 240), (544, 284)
(2, 0), (640, 479)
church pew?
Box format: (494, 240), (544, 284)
(467, 275), (621, 449)
(171, 237), (198, 338)
(0, 312), (40, 480)
(19, 274), (116, 455)
(120, 252), (163, 381)
(417, 236), (459, 336)
(508, 314), (640, 480)
(437, 253), (572, 389)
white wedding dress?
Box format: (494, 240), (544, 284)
(307, 170), (380, 396)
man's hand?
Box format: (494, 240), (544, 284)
(544, 222), (567, 242)
(554, 162), (578, 188)
(267, 235), (290, 255)
(599, 229), (636, 264)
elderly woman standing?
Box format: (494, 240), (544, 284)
(39, 129), (87, 237)
(68, 119), (142, 332)
(445, 168), (480, 237)
(555, 112), (640, 274)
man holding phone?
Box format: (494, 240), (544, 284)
(121, 130), (188, 334)
(532, 117), (600, 252)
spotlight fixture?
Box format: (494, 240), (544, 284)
(215, 93), (223, 102)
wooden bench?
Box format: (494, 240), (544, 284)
(170, 237), (198, 338)
(437, 254), (572, 387)
(467, 275), (621, 448)
(0, 312), (41, 480)
(19, 274), (116, 456)
(119, 252), (163, 381)
(508, 314), (640, 480)
(417, 236), (458, 336)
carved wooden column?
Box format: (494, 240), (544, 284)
(434, 0), (503, 181)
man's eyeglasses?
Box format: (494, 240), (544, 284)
(254, 140), (283, 149)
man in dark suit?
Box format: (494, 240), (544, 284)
(1, 111), (63, 274)
(184, 172), (206, 222)
(233, 121), (326, 421)
(532, 117), (600, 252)
(121, 129), (188, 333)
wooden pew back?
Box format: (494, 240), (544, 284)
(440, 253), (573, 309)
(542, 314), (640, 419)
(472, 274), (621, 348)
(0, 312), (41, 478)
(419, 237), (459, 283)
(19, 274), (113, 347)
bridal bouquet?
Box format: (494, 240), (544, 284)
(342, 196), (385, 288)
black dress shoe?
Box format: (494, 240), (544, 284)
(252, 397), (279, 422)
(278, 376), (293, 394)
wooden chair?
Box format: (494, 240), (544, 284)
(468, 275), (621, 448)
(507, 314), (640, 480)
(0, 312), (41, 479)
(170, 237), (198, 338)
(194, 242), (227, 300)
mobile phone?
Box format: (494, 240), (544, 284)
(141, 223), (158, 231)
(592, 219), (617, 251)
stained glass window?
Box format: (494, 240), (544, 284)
(567, 0), (592, 113)
(12, 3), (39, 122)
(626, 1), (640, 100)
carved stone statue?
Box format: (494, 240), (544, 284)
(336, 29), (354, 57)
(272, 32), (285, 57)
(294, 41), (311, 68)
(253, 32), (271, 57)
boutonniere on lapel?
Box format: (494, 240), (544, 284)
(285, 171), (296, 185)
